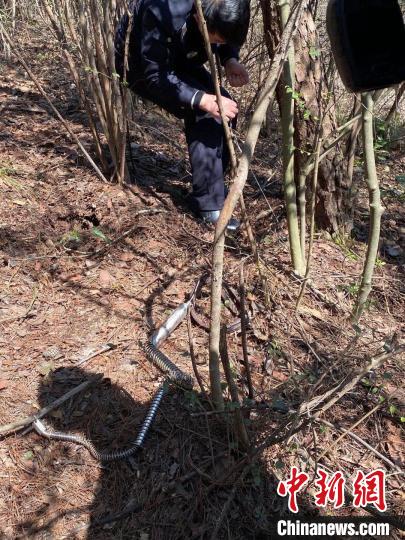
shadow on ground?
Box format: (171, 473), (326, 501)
(13, 367), (319, 539)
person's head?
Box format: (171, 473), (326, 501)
(198, 0), (250, 48)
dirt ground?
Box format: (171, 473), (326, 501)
(0, 24), (404, 540)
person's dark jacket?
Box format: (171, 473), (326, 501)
(115, 0), (239, 111)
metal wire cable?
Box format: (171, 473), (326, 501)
(143, 342), (194, 390)
(33, 383), (167, 461)
(32, 383), (167, 461)
(32, 280), (199, 461)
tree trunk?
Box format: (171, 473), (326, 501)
(260, 0), (352, 233)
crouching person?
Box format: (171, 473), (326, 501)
(115, 0), (250, 230)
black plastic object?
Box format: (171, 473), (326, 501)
(327, 0), (405, 92)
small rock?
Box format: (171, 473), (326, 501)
(16, 328), (27, 337)
(43, 346), (63, 360)
(68, 274), (82, 282)
(99, 269), (114, 287)
(88, 289), (100, 295)
(38, 361), (55, 376)
(119, 251), (134, 262)
(85, 259), (98, 269)
(272, 370), (288, 382)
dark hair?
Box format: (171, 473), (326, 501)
(201, 0), (250, 48)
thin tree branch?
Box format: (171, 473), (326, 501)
(206, 0), (308, 409)
(239, 262), (254, 400)
(187, 308), (212, 406)
(219, 326), (250, 450)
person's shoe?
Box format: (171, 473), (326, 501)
(200, 210), (240, 232)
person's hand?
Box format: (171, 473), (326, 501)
(199, 93), (238, 121)
(225, 58), (249, 87)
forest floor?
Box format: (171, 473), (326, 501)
(0, 24), (404, 540)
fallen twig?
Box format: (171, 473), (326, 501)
(250, 343), (404, 458)
(76, 343), (116, 366)
(318, 402), (382, 460)
(295, 443), (404, 528)
(239, 262), (254, 400)
(23, 285), (38, 319)
(0, 375), (102, 436)
(303, 345), (404, 416)
(317, 418), (402, 473)
(60, 502), (142, 539)
(0, 312), (36, 324)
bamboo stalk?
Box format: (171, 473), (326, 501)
(195, 0), (271, 408)
(385, 82), (405, 124)
(353, 93), (384, 322)
(40, 0), (107, 170)
(296, 133), (322, 309)
(279, 0), (304, 276)
(298, 170), (307, 261)
(209, 232), (226, 410)
(187, 309), (211, 406)
(88, 3), (120, 169)
(346, 96), (362, 183)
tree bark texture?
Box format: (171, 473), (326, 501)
(260, 0), (352, 233)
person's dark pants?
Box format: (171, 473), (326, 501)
(131, 67), (236, 212)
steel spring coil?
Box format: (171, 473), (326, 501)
(32, 280), (199, 461)
(33, 383), (167, 461)
(143, 341), (194, 390)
